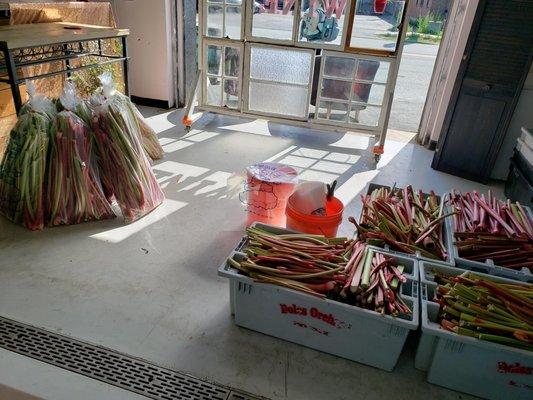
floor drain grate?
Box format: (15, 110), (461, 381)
(0, 316), (263, 400)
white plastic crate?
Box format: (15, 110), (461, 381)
(415, 262), (533, 400)
(444, 208), (533, 282)
(219, 231), (419, 371)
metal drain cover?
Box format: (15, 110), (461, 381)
(0, 316), (263, 400)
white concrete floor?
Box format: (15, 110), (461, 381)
(0, 108), (502, 400)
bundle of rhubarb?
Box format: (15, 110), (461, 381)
(0, 84), (55, 230)
(92, 73), (163, 161)
(131, 103), (164, 161)
(432, 271), (533, 350)
(339, 245), (412, 316)
(91, 74), (164, 223)
(353, 185), (449, 260)
(450, 190), (533, 270)
(229, 227), (349, 297)
(46, 82), (115, 226)
(228, 227), (411, 316)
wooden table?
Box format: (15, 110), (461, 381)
(0, 22), (129, 113)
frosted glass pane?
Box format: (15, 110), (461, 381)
(206, 77), (222, 106)
(206, 45), (222, 75)
(321, 79), (351, 101)
(324, 56), (356, 78)
(223, 78), (239, 109)
(352, 83), (385, 105)
(299, 0), (348, 46)
(249, 82), (309, 118)
(206, 5), (223, 37)
(251, 2), (295, 41)
(358, 59), (390, 83)
(317, 101), (348, 122)
(349, 1), (406, 52)
(224, 46), (240, 77)
(224, 6), (242, 39)
(250, 47), (312, 85)
(351, 104), (381, 127)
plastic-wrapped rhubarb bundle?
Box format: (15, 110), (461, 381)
(131, 104), (164, 161)
(0, 83), (54, 230)
(92, 73), (163, 161)
(46, 82), (115, 226)
(91, 74), (164, 223)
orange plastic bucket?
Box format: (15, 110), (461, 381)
(285, 196), (344, 237)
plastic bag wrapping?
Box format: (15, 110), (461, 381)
(90, 75), (164, 223)
(18, 82), (56, 118)
(131, 104), (164, 161)
(237, 162), (298, 227)
(97, 72), (164, 161)
(0, 84), (55, 230)
(46, 82), (115, 226)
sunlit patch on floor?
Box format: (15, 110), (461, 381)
(89, 199), (188, 243)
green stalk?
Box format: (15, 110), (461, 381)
(360, 249), (374, 289)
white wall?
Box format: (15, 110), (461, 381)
(418, 0), (480, 145)
(113, 0), (175, 106)
(491, 64), (533, 180)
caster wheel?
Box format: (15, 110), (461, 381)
(374, 154), (381, 163)
(184, 125), (191, 133)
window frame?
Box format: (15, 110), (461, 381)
(294, 0), (354, 51)
(313, 50), (396, 131)
(344, 0), (410, 56)
(244, 0), (301, 46)
(242, 42), (316, 121)
(203, 0), (245, 40)
(201, 38), (245, 111)
(245, 0), (353, 51)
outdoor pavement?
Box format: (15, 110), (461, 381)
(391, 42), (439, 133)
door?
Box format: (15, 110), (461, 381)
(432, 0), (533, 183)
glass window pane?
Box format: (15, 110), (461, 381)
(251, 0), (296, 42)
(317, 101), (348, 121)
(354, 59), (381, 82)
(207, 76), (222, 106)
(207, 45), (222, 75)
(250, 46), (312, 85)
(206, 5), (224, 37)
(225, 6), (242, 39)
(223, 78), (239, 108)
(321, 79), (351, 101)
(351, 82), (385, 105)
(323, 56), (356, 78)
(349, 0), (406, 52)
(358, 59), (390, 83)
(224, 46), (240, 77)
(351, 104), (381, 126)
(299, 0), (348, 46)
(208, 0), (223, 3)
(249, 81), (309, 118)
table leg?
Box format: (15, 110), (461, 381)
(4, 48), (22, 114)
(63, 44), (71, 78)
(121, 36), (130, 96)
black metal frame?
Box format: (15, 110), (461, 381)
(0, 35), (129, 114)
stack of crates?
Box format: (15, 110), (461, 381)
(218, 183), (531, 399)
